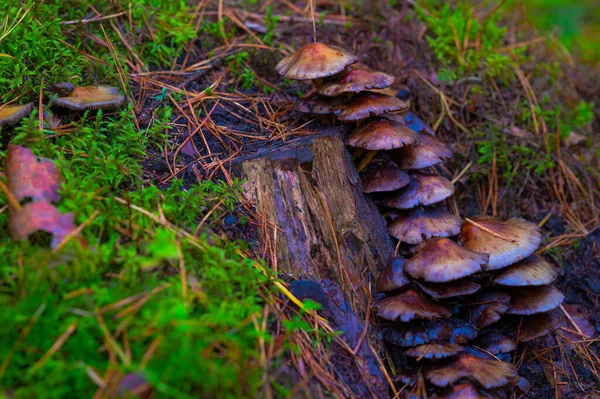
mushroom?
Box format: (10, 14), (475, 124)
(417, 280), (481, 299)
(47, 82), (75, 97)
(375, 289), (451, 322)
(507, 285), (564, 315)
(52, 85), (125, 111)
(476, 332), (516, 355)
(346, 117), (419, 150)
(375, 256), (410, 292)
(425, 353), (519, 389)
(384, 172), (455, 209)
(390, 133), (452, 169)
(435, 383), (496, 399)
(387, 207), (462, 245)
(493, 254), (559, 286)
(318, 68), (395, 96)
(275, 42), (359, 81)
(404, 238), (488, 283)
(460, 216), (542, 270)
(293, 94), (345, 115)
(405, 343), (464, 360)
(463, 291), (511, 329)
(361, 161), (411, 194)
(519, 310), (561, 342)
(383, 318), (478, 348)
(334, 91), (408, 122)
(0, 102), (34, 127)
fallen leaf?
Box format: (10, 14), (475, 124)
(7, 144), (61, 203)
(9, 201), (76, 248)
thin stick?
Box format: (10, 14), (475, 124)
(309, 0), (317, 43)
(464, 217), (516, 242)
(0, 178), (21, 211)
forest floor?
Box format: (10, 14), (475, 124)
(0, 0), (599, 398)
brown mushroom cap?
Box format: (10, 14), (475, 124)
(346, 117), (418, 150)
(375, 289), (451, 322)
(0, 103), (34, 127)
(388, 207), (462, 245)
(405, 343), (464, 360)
(52, 85), (124, 111)
(464, 291), (511, 329)
(476, 332), (516, 354)
(275, 42), (359, 80)
(361, 163), (411, 193)
(460, 216), (542, 270)
(390, 133), (452, 169)
(507, 285), (564, 315)
(384, 172), (454, 209)
(519, 310), (561, 342)
(319, 68), (394, 96)
(417, 280), (481, 299)
(426, 353), (519, 389)
(405, 238), (488, 283)
(436, 383), (496, 399)
(335, 92), (408, 122)
(493, 254), (559, 286)
(383, 318), (478, 347)
(376, 256), (410, 292)
(293, 94), (345, 114)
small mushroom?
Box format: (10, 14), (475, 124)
(493, 254), (559, 286)
(346, 117), (419, 150)
(384, 172), (454, 209)
(519, 310), (561, 342)
(376, 256), (410, 292)
(383, 318), (478, 348)
(47, 82), (75, 97)
(417, 280), (481, 299)
(507, 285), (564, 315)
(334, 91), (408, 122)
(404, 238), (488, 283)
(435, 383), (496, 399)
(476, 332), (516, 354)
(463, 291), (511, 329)
(293, 94), (345, 115)
(390, 134), (452, 169)
(275, 42), (359, 80)
(405, 343), (464, 360)
(387, 207), (462, 245)
(426, 353), (519, 389)
(361, 161), (411, 193)
(0, 102), (34, 127)
(319, 68), (395, 96)
(460, 216), (542, 270)
(375, 289), (451, 322)
(52, 85), (125, 111)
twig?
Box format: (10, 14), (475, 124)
(465, 217), (516, 242)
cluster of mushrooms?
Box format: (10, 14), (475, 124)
(0, 84), (124, 127)
(276, 43), (565, 398)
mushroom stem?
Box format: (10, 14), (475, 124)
(352, 148), (365, 161)
(313, 78), (324, 88)
(356, 150), (378, 173)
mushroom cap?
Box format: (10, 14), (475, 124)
(464, 291), (511, 329)
(519, 310), (561, 342)
(383, 318), (478, 348)
(405, 343), (464, 360)
(388, 207), (462, 245)
(460, 216), (542, 270)
(426, 354), (519, 389)
(383, 111), (436, 136)
(52, 85), (124, 111)
(346, 117), (419, 150)
(335, 92), (408, 122)
(319, 68), (395, 96)
(375, 289), (451, 322)
(361, 163), (411, 193)
(390, 133), (452, 169)
(435, 383), (496, 399)
(0, 102), (34, 127)
(275, 43), (359, 80)
(47, 82), (75, 97)
(405, 238), (488, 283)
(384, 172), (454, 209)
(476, 332), (516, 354)
(493, 254), (559, 286)
(376, 256), (410, 292)
(417, 280), (481, 299)
(507, 285), (564, 315)
(293, 94), (344, 114)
